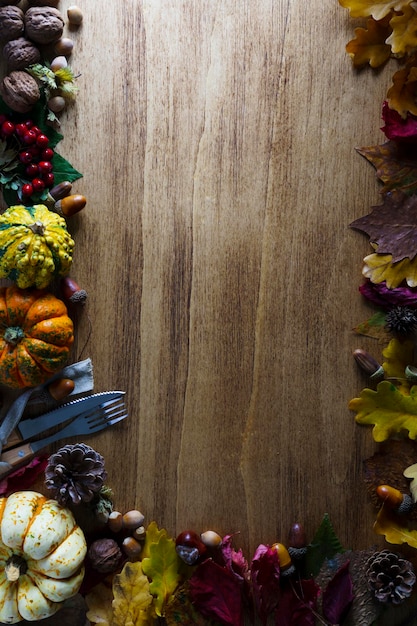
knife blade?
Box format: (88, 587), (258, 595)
(10, 391), (125, 442)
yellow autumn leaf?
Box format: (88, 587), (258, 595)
(387, 62), (417, 118)
(374, 502), (417, 547)
(346, 17), (392, 67)
(403, 463), (417, 501)
(141, 528), (182, 617)
(362, 251), (417, 288)
(382, 337), (413, 393)
(387, 5), (417, 56)
(141, 520), (167, 560)
(112, 561), (154, 626)
(349, 380), (417, 441)
(85, 583), (114, 625)
(339, 0), (412, 20)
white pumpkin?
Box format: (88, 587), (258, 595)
(0, 491), (87, 623)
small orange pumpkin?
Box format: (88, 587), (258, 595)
(0, 285), (74, 389)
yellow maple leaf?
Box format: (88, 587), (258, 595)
(362, 251), (417, 288)
(387, 60), (417, 117)
(339, 0), (412, 20)
(85, 583), (114, 625)
(346, 17), (392, 67)
(112, 561), (154, 626)
(387, 5), (417, 56)
(374, 501), (417, 547)
(141, 530), (182, 617)
(349, 380), (417, 440)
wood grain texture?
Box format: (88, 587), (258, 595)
(34, 0), (392, 558)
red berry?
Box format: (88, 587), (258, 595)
(1, 121), (15, 136)
(38, 161), (53, 174)
(42, 172), (54, 187)
(23, 130), (37, 145)
(19, 151), (32, 164)
(22, 183), (33, 197)
(36, 134), (49, 148)
(27, 146), (40, 157)
(0, 114), (8, 126)
(41, 148), (54, 160)
(30, 125), (41, 136)
(25, 164), (39, 177)
(24, 119), (33, 129)
(15, 123), (27, 138)
(32, 178), (45, 192)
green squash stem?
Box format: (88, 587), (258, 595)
(3, 327), (25, 345)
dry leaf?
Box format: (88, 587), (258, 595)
(404, 463), (417, 501)
(350, 193), (417, 262)
(362, 250), (417, 288)
(346, 17), (392, 67)
(338, 0), (411, 20)
(388, 57), (417, 117)
(112, 561), (154, 626)
(85, 583), (114, 625)
(382, 337), (414, 382)
(357, 142), (417, 195)
(374, 501), (417, 547)
(386, 5), (417, 56)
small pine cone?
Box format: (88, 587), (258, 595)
(45, 443), (107, 506)
(366, 550), (416, 605)
(385, 306), (417, 335)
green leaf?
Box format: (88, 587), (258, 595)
(303, 514), (344, 577)
(51, 151), (82, 186)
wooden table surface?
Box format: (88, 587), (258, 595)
(37, 0), (390, 557)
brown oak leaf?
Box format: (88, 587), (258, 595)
(350, 192), (417, 262)
(387, 55), (417, 117)
(346, 16), (392, 68)
(363, 439), (417, 520)
(357, 141), (417, 195)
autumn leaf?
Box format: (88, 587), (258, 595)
(387, 5), (417, 56)
(164, 582), (223, 625)
(321, 561), (354, 624)
(374, 501), (417, 547)
(359, 279), (417, 308)
(250, 544), (281, 624)
(346, 17), (392, 67)
(382, 100), (417, 143)
(350, 193), (417, 262)
(338, 0), (411, 20)
(357, 141), (417, 194)
(353, 311), (390, 341)
(403, 463), (417, 501)
(85, 583), (114, 625)
(141, 527), (183, 617)
(362, 250), (417, 288)
(349, 380), (417, 441)
(141, 520), (167, 560)
(387, 57), (417, 117)
(382, 337), (414, 381)
(274, 579), (319, 626)
(112, 560), (154, 626)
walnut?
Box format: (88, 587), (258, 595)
(0, 71), (40, 113)
(0, 6), (24, 42)
(24, 7), (64, 45)
(0, 0), (20, 6)
(3, 37), (41, 72)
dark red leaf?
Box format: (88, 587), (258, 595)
(382, 101), (417, 143)
(0, 455), (48, 496)
(251, 544), (281, 624)
(322, 561), (354, 624)
(189, 558), (244, 626)
(274, 579), (320, 626)
(220, 534), (249, 582)
(359, 279), (417, 309)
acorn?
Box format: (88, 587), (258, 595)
(175, 530), (207, 565)
(60, 277), (88, 305)
(376, 484), (414, 515)
(48, 377), (75, 401)
(54, 193), (86, 217)
(271, 543), (296, 577)
(353, 349), (384, 380)
(49, 180), (72, 201)
(287, 522), (307, 560)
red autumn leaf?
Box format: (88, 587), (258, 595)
(357, 141), (417, 195)
(188, 559), (244, 626)
(220, 534), (249, 582)
(346, 17), (392, 68)
(359, 279), (417, 309)
(0, 455), (48, 496)
(350, 192), (417, 262)
(274, 579), (319, 626)
(321, 561), (354, 624)
(382, 101), (417, 143)
(251, 544), (281, 624)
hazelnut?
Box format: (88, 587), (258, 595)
(55, 37), (74, 56)
(122, 510), (145, 530)
(107, 510), (123, 533)
(67, 5), (83, 25)
(122, 536), (142, 561)
(3, 38), (41, 72)
(0, 6), (24, 42)
(48, 95), (66, 113)
(50, 56), (67, 72)
(0, 71), (40, 113)
(88, 538), (123, 574)
(25, 7), (64, 44)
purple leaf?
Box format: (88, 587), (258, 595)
(220, 534), (249, 582)
(251, 544), (281, 624)
(382, 101), (417, 143)
(322, 561), (354, 624)
(275, 579), (320, 626)
(359, 279), (417, 309)
(189, 558), (244, 626)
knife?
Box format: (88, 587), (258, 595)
(5, 391), (125, 448)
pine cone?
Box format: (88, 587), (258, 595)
(45, 443), (107, 506)
(366, 550), (416, 605)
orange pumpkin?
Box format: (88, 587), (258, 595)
(0, 285), (74, 389)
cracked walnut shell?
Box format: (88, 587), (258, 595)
(0, 6), (24, 42)
(0, 71), (40, 113)
(24, 6), (64, 44)
(3, 38), (41, 71)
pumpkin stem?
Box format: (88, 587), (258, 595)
(27, 221), (45, 236)
(3, 326), (25, 345)
(5, 556), (27, 581)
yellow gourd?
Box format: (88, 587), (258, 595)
(0, 491), (87, 623)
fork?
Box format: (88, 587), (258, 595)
(0, 400), (128, 469)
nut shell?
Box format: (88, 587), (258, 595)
(0, 0), (20, 5)
(0, 6), (24, 42)
(0, 71), (40, 113)
(3, 38), (41, 71)
(25, 7), (64, 44)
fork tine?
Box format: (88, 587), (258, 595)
(86, 411), (128, 433)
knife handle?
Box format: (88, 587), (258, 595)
(2, 429), (22, 451)
(1, 443), (34, 468)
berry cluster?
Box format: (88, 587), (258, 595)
(0, 113), (54, 200)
